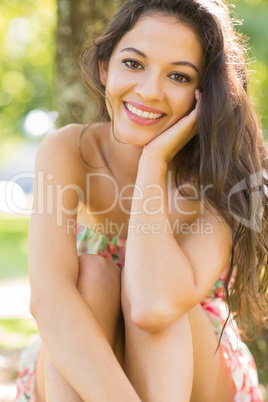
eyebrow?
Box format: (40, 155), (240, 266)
(120, 47), (147, 58)
(171, 61), (199, 75)
(120, 47), (199, 75)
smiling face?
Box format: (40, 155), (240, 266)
(99, 14), (204, 146)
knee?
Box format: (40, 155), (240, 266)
(77, 254), (121, 300)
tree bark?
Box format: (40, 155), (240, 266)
(55, 0), (118, 127)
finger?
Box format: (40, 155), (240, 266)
(195, 89), (201, 102)
(143, 89), (202, 163)
(193, 89), (202, 116)
(172, 91), (201, 146)
(160, 99), (199, 147)
(185, 89), (201, 136)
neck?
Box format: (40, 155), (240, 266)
(105, 124), (143, 184)
(103, 122), (176, 185)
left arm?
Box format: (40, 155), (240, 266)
(123, 92), (232, 332)
(123, 156), (232, 332)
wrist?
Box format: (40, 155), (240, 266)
(139, 152), (168, 175)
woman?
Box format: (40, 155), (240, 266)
(16, 0), (267, 401)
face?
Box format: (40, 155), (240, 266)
(99, 14), (204, 146)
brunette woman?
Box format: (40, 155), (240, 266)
(16, 0), (267, 401)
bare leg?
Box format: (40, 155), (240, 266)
(122, 291), (236, 402)
(122, 292), (193, 402)
(188, 304), (236, 402)
(45, 354), (83, 402)
(35, 254), (127, 401)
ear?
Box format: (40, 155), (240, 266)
(98, 60), (108, 86)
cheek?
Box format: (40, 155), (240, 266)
(173, 90), (196, 118)
(104, 77), (123, 119)
(104, 80), (123, 116)
(104, 95), (113, 120)
(106, 70), (132, 98)
(105, 73), (136, 120)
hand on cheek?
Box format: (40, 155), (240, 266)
(142, 89), (202, 165)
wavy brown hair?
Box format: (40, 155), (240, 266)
(80, 0), (268, 339)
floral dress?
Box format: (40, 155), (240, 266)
(15, 225), (263, 401)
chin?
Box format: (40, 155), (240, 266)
(113, 127), (157, 147)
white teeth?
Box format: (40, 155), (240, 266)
(142, 111), (149, 119)
(125, 103), (163, 120)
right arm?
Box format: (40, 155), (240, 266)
(29, 125), (140, 401)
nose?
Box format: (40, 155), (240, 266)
(134, 70), (165, 102)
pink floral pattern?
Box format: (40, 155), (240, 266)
(15, 338), (42, 401)
(15, 226), (263, 401)
(200, 265), (263, 400)
(76, 225), (126, 269)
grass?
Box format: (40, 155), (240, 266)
(0, 214), (37, 352)
(0, 318), (38, 350)
(0, 214), (29, 280)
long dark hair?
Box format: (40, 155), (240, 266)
(80, 0), (268, 338)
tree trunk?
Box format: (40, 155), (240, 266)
(55, 0), (118, 127)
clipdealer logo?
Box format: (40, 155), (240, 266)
(3, 169), (267, 233)
(228, 169), (267, 232)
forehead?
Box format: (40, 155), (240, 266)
(113, 14), (203, 65)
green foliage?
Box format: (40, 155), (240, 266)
(0, 214), (29, 280)
(0, 318), (38, 349)
(0, 0), (56, 152)
(233, 0), (268, 140)
(0, 0), (267, 144)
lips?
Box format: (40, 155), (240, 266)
(125, 102), (163, 120)
(123, 101), (166, 126)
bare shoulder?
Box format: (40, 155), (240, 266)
(182, 201), (232, 246)
(35, 123), (108, 185)
(176, 202), (232, 303)
(202, 202), (232, 239)
(36, 123), (84, 160)
(177, 201), (232, 271)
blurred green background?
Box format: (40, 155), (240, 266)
(0, 0), (267, 400)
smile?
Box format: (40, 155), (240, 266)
(124, 102), (164, 120)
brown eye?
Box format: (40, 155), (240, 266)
(169, 73), (190, 83)
(123, 59), (143, 70)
